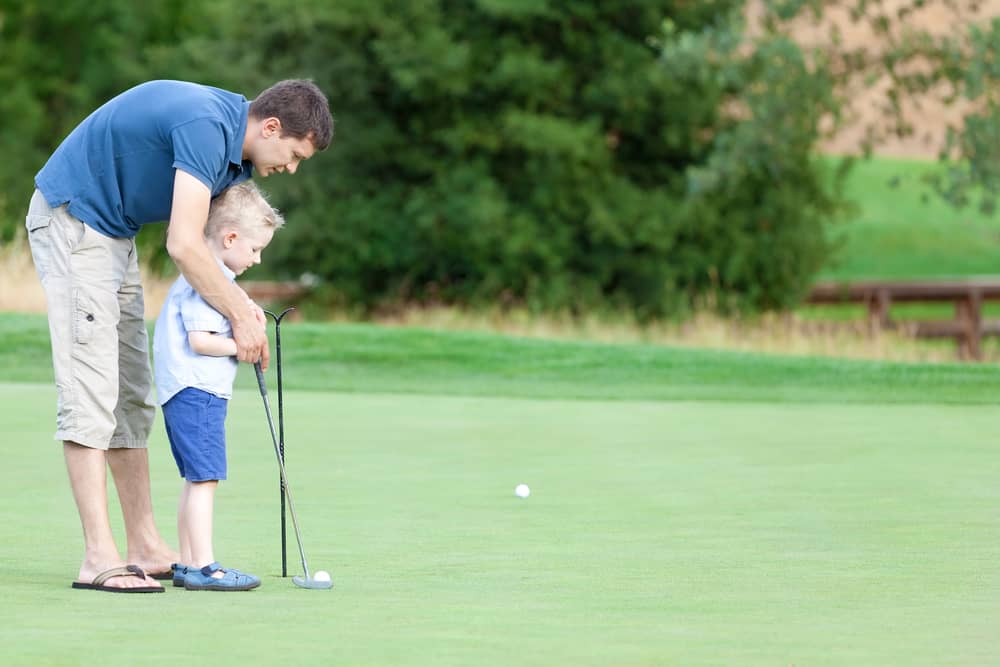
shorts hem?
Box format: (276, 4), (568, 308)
(184, 473), (227, 483)
(108, 438), (148, 450)
(56, 432), (110, 451)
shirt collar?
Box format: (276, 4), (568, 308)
(216, 256), (236, 281)
(230, 100), (251, 168)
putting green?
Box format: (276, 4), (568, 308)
(2, 383), (999, 665)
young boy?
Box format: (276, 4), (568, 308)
(153, 181), (283, 591)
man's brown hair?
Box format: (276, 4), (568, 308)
(250, 79), (334, 150)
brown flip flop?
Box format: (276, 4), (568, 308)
(71, 565), (165, 593)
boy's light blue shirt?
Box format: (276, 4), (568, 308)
(35, 80), (253, 238)
(153, 260), (239, 405)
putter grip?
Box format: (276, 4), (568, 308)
(254, 361), (268, 397)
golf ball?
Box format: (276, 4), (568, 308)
(515, 484), (531, 498)
(313, 570), (331, 583)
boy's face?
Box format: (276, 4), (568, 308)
(219, 226), (275, 276)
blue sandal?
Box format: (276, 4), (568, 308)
(171, 563), (189, 588)
(183, 562), (260, 591)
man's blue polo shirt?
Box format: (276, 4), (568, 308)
(35, 80), (254, 239)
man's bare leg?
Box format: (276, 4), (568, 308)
(65, 442), (161, 589)
(107, 447), (179, 577)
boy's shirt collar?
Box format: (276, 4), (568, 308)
(216, 257), (236, 281)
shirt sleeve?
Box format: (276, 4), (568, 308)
(171, 118), (228, 190)
(180, 293), (230, 335)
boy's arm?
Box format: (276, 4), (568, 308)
(167, 169), (270, 369)
(188, 331), (238, 357)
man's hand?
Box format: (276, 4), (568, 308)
(252, 302), (267, 324)
(240, 288), (267, 325)
(237, 290), (269, 368)
(232, 312), (270, 370)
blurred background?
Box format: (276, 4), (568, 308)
(3, 0), (1000, 360)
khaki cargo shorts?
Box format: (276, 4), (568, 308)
(25, 189), (155, 450)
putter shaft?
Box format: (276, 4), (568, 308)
(265, 308), (295, 578)
(255, 362), (312, 580)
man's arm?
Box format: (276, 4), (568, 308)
(166, 170), (270, 369)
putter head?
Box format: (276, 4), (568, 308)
(293, 575), (333, 590)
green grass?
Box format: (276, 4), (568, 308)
(4, 312), (1000, 404)
(2, 312), (1000, 665)
(820, 157), (1000, 281)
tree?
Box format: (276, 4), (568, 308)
(172, 0), (844, 315)
(12, 2), (994, 315)
(754, 0), (1000, 214)
(0, 0), (199, 240)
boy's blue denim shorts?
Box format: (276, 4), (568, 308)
(162, 387), (228, 482)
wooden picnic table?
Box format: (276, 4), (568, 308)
(807, 279), (1000, 360)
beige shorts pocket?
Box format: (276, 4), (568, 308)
(25, 213), (54, 278)
(73, 290), (97, 345)
(26, 213), (51, 232)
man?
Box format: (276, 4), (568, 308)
(25, 79), (333, 592)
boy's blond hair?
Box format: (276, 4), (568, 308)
(205, 181), (284, 238)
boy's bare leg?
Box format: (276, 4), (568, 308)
(177, 483), (191, 564)
(65, 442), (160, 589)
(107, 447), (179, 576)
(181, 480), (225, 578)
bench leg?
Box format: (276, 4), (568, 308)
(956, 294), (982, 361)
(866, 290), (891, 335)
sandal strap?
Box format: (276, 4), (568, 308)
(92, 565), (146, 586)
(199, 562), (224, 576)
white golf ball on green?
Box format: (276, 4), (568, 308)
(313, 570), (331, 583)
(515, 484), (530, 498)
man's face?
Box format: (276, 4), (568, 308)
(252, 131), (317, 177)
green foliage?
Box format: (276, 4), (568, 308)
(0, 0), (199, 242)
(160, 0), (841, 316)
(0, 1), (849, 315)
(773, 0), (1000, 215)
(658, 15), (847, 309)
(6, 1), (1000, 315)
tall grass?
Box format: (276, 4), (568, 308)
(0, 237), (173, 319)
(374, 305), (973, 362)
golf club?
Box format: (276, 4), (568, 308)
(254, 361), (332, 590)
(265, 307), (295, 577)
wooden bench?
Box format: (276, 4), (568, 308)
(807, 279), (1000, 360)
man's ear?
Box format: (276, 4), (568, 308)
(262, 117), (282, 138)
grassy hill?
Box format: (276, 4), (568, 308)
(820, 157), (1000, 282)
